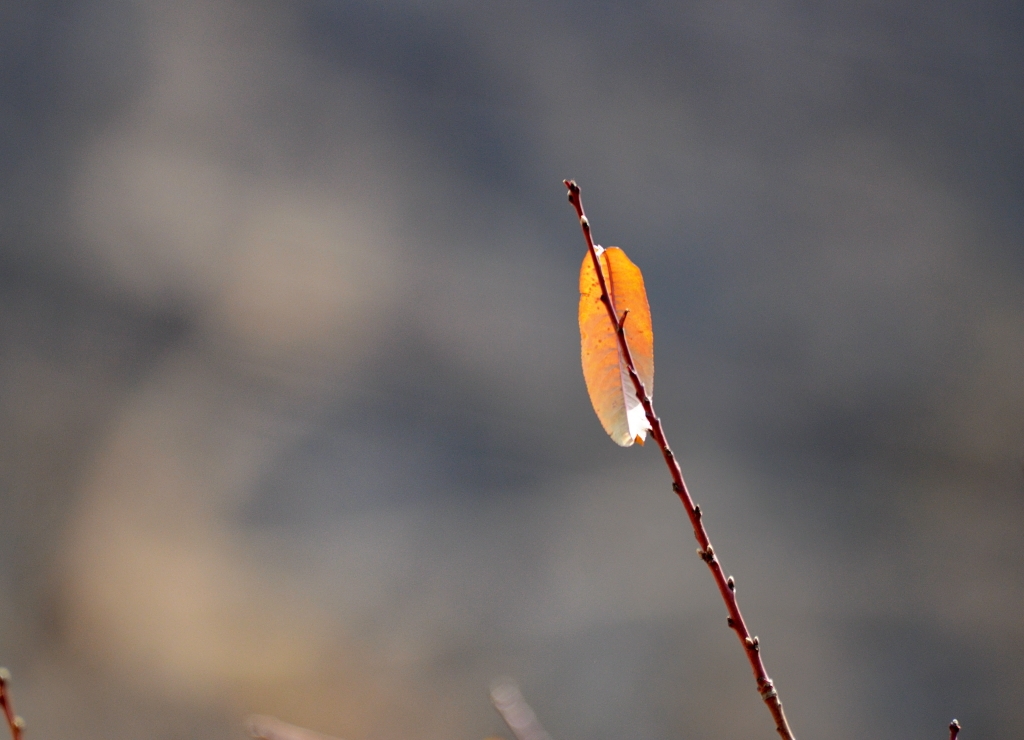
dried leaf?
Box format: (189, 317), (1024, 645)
(579, 246), (654, 446)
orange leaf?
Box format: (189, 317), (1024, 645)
(579, 246), (654, 446)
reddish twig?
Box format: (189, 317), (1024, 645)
(0, 668), (24, 740)
(564, 180), (796, 740)
(949, 719), (961, 740)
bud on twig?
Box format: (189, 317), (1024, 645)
(0, 667), (24, 740)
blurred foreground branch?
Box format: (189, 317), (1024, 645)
(248, 715), (343, 740)
(490, 679), (552, 740)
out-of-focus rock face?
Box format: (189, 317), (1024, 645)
(1, 2), (1022, 740)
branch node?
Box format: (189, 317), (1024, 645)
(580, 215), (589, 228)
(672, 481), (682, 493)
(727, 575), (736, 591)
(699, 545), (715, 563)
(727, 617), (736, 629)
(760, 681), (778, 701)
(693, 504), (702, 519)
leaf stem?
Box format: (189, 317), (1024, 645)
(564, 179), (796, 740)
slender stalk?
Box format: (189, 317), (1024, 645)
(0, 669), (24, 740)
(949, 719), (961, 740)
(564, 180), (795, 740)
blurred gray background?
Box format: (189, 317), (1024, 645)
(1, 1), (1022, 739)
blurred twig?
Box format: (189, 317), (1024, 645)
(564, 180), (796, 740)
(490, 679), (552, 740)
(949, 719), (961, 740)
(248, 715), (343, 740)
(0, 668), (24, 740)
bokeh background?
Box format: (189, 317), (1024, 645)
(1, 2), (1023, 739)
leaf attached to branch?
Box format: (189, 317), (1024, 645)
(578, 246), (654, 446)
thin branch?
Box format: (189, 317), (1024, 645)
(248, 715), (343, 740)
(564, 180), (796, 740)
(0, 668), (24, 740)
(949, 719), (961, 740)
